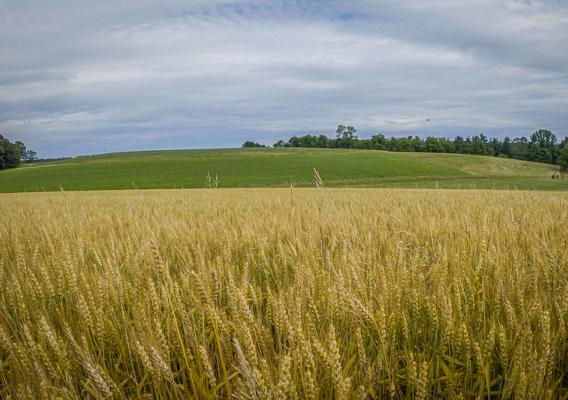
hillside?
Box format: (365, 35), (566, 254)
(0, 148), (566, 192)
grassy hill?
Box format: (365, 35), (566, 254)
(0, 147), (566, 192)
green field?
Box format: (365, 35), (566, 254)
(0, 148), (566, 192)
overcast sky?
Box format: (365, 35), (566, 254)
(1, 0), (567, 157)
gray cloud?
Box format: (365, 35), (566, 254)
(0, 0), (567, 157)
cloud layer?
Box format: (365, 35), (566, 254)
(1, 0), (567, 157)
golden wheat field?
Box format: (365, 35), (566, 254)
(0, 188), (567, 399)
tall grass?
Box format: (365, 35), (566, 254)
(0, 189), (567, 399)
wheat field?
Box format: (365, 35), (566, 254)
(0, 188), (567, 399)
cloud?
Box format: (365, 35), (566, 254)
(0, 0), (567, 157)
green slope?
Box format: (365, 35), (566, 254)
(0, 148), (566, 192)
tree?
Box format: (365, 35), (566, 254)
(354, 139), (370, 149)
(559, 147), (568, 171)
(510, 137), (529, 160)
(335, 125), (358, 148)
(14, 140), (37, 162)
(399, 136), (414, 152)
(15, 141), (26, 157)
(242, 141), (266, 148)
(489, 138), (501, 156)
(412, 136), (425, 152)
(425, 137), (440, 152)
(0, 136), (36, 167)
(439, 138), (455, 153)
(528, 129), (557, 164)
(369, 134), (386, 150)
(0, 134), (23, 169)
(250, 129), (565, 168)
(287, 136), (301, 147)
(470, 134), (490, 155)
(387, 137), (401, 151)
(4, 143), (21, 167)
(23, 149), (38, 162)
(316, 135), (330, 148)
(559, 138), (568, 171)
(501, 137), (512, 157)
(454, 136), (465, 153)
(0, 136), (5, 169)
(0, 135), (6, 169)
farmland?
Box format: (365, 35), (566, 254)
(1, 188), (567, 398)
(0, 148), (566, 192)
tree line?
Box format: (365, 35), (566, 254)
(0, 135), (36, 170)
(244, 126), (568, 170)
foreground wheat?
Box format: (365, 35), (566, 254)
(0, 189), (567, 399)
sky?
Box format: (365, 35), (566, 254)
(1, 0), (567, 158)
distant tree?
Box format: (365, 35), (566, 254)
(439, 138), (455, 153)
(454, 136), (465, 153)
(412, 136), (425, 152)
(399, 136), (415, 152)
(297, 135), (319, 148)
(501, 137), (512, 157)
(5, 144), (21, 167)
(15, 141), (26, 157)
(528, 129), (557, 164)
(335, 125), (358, 148)
(387, 137), (401, 152)
(258, 128), (565, 168)
(425, 137), (440, 152)
(0, 134), (23, 169)
(510, 137), (529, 160)
(559, 138), (568, 171)
(369, 134), (387, 150)
(559, 148), (568, 171)
(489, 138), (501, 156)
(287, 136), (301, 147)
(354, 139), (370, 149)
(316, 135), (330, 148)
(242, 141), (266, 148)
(470, 134), (490, 155)
(23, 149), (38, 162)
(14, 140), (37, 162)
(0, 136), (5, 169)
